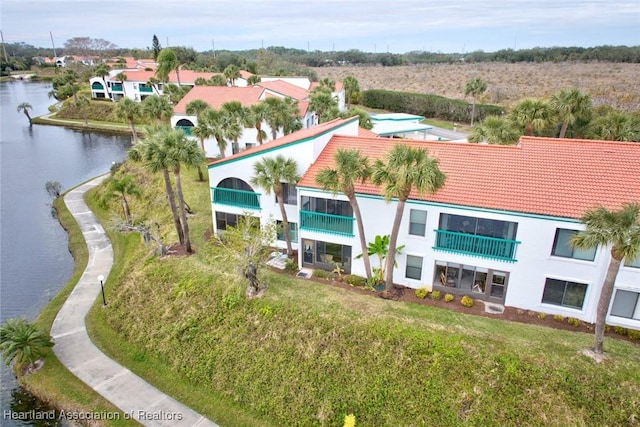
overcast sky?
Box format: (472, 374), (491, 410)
(2, 0), (639, 54)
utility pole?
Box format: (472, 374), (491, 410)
(50, 31), (57, 58)
(0, 30), (9, 62)
(212, 38), (215, 57)
(166, 36), (169, 47)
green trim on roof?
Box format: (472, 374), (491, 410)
(372, 115), (425, 122)
(296, 186), (580, 223)
(207, 117), (359, 169)
(376, 126), (433, 136)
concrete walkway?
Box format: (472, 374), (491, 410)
(51, 176), (218, 427)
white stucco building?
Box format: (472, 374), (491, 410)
(207, 118), (640, 330)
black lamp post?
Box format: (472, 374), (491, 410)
(98, 274), (107, 306)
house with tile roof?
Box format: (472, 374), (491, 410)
(208, 125), (640, 329)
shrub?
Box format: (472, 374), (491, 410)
(537, 312), (546, 320)
(344, 274), (367, 287)
(460, 295), (474, 307)
(553, 314), (564, 322)
(284, 258), (298, 273)
(567, 317), (580, 327)
(614, 326), (628, 335)
(313, 269), (333, 280)
(415, 288), (428, 299)
(430, 290), (442, 300)
(627, 329), (640, 341)
(444, 293), (454, 303)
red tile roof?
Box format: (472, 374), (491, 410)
(358, 127), (379, 137)
(173, 86), (266, 114)
(257, 80), (309, 100)
(208, 117), (359, 167)
(298, 136), (640, 219)
(109, 70), (217, 84)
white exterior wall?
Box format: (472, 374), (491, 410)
(293, 191), (640, 328)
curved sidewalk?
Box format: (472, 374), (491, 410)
(50, 176), (218, 427)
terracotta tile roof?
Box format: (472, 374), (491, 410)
(173, 86), (265, 114)
(358, 127), (379, 137)
(257, 80), (309, 100)
(298, 136), (640, 219)
(208, 117), (358, 167)
(239, 70), (253, 79)
(109, 70), (217, 84)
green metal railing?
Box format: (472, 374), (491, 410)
(175, 125), (193, 136)
(212, 187), (261, 210)
(139, 86), (153, 93)
(300, 210), (354, 236)
(433, 229), (519, 262)
(111, 83), (123, 92)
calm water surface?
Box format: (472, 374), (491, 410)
(0, 80), (131, 425)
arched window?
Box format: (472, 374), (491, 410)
(91, 81), (104, 90)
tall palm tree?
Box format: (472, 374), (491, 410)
(550, 88), (592, 138)
(570, 202), (640, 355)
(74, 95), (91, 125)
(465, 77), (487, 125)
(94, 63), (111, 100)
(341, 107), (373, 130)
(309, 87), (337, 124)
(129, 125), (184, 245)
(343, 75), (360, 110)
(372, 144), (446, 295)
(114, 72), (128, 97)
(156, 48), (181, 86)
(141, 95), (173, 124)
(509, 98), (551, 136)
(223, 64), (241, 86)
(250, 102), (269, 145)
(251, 155), (300, 256)
(147, 77), (161, 95)
(0, 318), (53, 370)
(17, 102), (33, 125)
(247, 74), (261, 86)
(104, 175), (142, 224)
(315, 148), (373, 279)
(263, 97), (287, 140)
(468, 116), (520, 145)
(221, 101), (251, 153)
(114, 98), (141, 143)
(185, 99), (210, 118)
(200, 108), (235, 158)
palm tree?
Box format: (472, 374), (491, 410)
(114, 72), (128, 97)
(549, 88), (592, 138)
(588, 111), (640, 142)
(341, 107), (373, 130)
(141, 95), (173, 124)
(223, 64), (241, 86)
(17, 102), (33, 125)
(372, 144), (446, 295)
(114, 98), (141, 143)
(0, 318), (53, 370)
(355, 235), (405, 284)
(247, 74), (261, 86)
(147, 77), (161, 95)
(465, 77), (487, 125)
(129, 125), (184, 246)
(221, 101), (251, 153)
(570, 202), (640, 355)
(200, 108), (234, 158)
(74, 95), (91, 125)
(309, 87), (337, 123)
(509, 98), (551, 136)
(250, 102), (269, 145)
(343, 75), (360, 110)
(94, 63), (111, 100)
(104, 175), (142, 224)
(185, 99), (210, 119)
(251, 155), (300, 256)
(315, 148), (373, 279)
(156, 48), (181, 86)
(468, 116), (520, 145)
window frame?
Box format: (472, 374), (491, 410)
(541, 278), (588, 310)
(551, 228), (596, 261)
(408, 209), (427, 237)
(276, 220), (298, 242)
(610, 289), (640, 319)
(405, 255), (423, 280)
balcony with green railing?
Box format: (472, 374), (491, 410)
(300, 210), (354, 236)
(212, 187), (261, 210)
(111, 83), (123, 92)
(433, 230), (520, 262)
(139, 85), (153, 93)
(175, 125), (193, 136)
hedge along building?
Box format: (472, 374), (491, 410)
(208, 121), (640, 330)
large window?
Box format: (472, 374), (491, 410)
(216, 211), (240, 231)
(301, 196), (352, 217)
(409, 209), (427, 236)
(277, 221), (298, 242)
(279, 183), (297, 205)
(433, 261), (506, 301)
(625, 256), (640, 268)
(542, 278), (588, 309)
(551, 229), (596, 261)
(439, 214), (518, 240)
(405, 255), (423, 280)
(610, 290), (640, 319)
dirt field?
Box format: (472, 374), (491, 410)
(314, 62), (640, 112)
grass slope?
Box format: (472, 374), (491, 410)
(81, 161), (640, 426)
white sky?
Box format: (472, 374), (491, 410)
(2, 0), (639, 53)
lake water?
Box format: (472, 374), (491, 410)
(0, 80), (131, 425)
